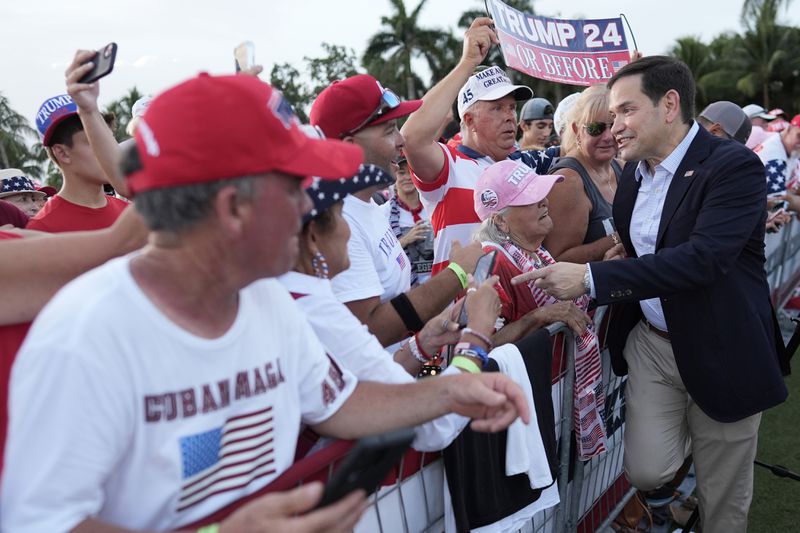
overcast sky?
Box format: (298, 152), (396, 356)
(2, 0), (799, 129)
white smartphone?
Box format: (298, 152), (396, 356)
(234, 41), (255, 72)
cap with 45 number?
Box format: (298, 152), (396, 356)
(457, 66), (532, 119)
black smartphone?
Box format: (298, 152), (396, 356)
(457, 250), (498, 327)
(79, 43), (117, 84)
(771, 200), (789, 213)
(316, 427), (415, 508)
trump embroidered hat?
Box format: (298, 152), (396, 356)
(457, 66), (532, 119)
(474, 160), (563, 221)
(36, 94), (79, 146)
(125, 73), (364, 195)
(310, 74), (422, 139)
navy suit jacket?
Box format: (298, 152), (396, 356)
(590, 125), (787, 423)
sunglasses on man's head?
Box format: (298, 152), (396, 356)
(584, 121), (614, 137)
(342, 88), (402, 137)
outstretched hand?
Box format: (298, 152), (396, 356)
(512, 262), (588, 300)
(447, 372), (531, 432)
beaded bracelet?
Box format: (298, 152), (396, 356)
(461, 327), (493, 350)
(408, 333), (434, 363)
(197, 524), (220, 533)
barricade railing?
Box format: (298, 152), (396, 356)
(765, 217), (800, 308)
(186, 304), (633, 533)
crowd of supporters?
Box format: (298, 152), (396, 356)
(0, 16), (798, 533)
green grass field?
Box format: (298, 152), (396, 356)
(748, 362), (800, 531)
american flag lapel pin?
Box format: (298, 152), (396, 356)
(684, 170), (695, 177)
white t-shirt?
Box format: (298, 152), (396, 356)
(279, 271), (468, 452)
(332, 194), (411, 303)
(2, 256), (356, 532)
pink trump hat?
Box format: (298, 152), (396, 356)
(474, 160), (564, 221)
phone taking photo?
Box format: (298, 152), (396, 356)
(234, 41), (255, 72)
(457, 250), (497, 327)
(316, 428), (414, 508)
(79, 43), (117, 84)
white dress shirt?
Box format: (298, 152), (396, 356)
(629, 122), (699, 331)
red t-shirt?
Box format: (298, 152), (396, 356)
(0, 231), (32, 476)
(26, 194), (128, 233)
(485, 244), (540, 324)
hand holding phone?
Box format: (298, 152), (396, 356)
(234, 41), (255, 72)
(316, 428), (414, 508)
(457, 251), (497, 327)
(78, 43), (117, 84)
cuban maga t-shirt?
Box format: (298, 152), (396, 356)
(1, 256), (356, 531)
(332, 194), (411, 303)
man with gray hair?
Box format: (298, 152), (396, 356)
(2, 73), (530, 532)
(401, 18), (557, 276)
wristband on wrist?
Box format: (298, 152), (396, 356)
(447, 262), (469, 290)
(454, 341), (490, 369)
(197, 524), (220, 533)
(451, 355), (482, 374)
(408, 333), (434, 363)
(461, 327), (493, 350)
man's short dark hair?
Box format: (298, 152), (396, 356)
(46, 113), (117, 166)
(607, 56), (696, 125)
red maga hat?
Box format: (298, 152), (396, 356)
(310, 74), (422, 139)
(127, 73), (363, 195)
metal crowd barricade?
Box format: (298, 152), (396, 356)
(199, 303), (629, 533)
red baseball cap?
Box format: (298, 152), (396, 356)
(310, 74), (422, 139)
(791, 114), (800, 129)
(127, 73), (363, 195)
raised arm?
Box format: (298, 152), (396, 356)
(401, 18), (497, 181)
(65, 49), (130, 197)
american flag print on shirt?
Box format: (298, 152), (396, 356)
(765, 159), (787, 195)
(176, 406), (275, 512)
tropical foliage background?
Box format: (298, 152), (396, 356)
(1, 0), (797, 186)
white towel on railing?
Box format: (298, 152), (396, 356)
(491, 343), (553, 489)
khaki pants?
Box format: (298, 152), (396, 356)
(623, 321), (761, 533)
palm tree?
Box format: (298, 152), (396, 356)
(103, 87), (144, 141)
(730, 0), (798, 107)
(669, 36), (714, 106)
(0, 92), (47, 180)
(363, 0), (457, 99)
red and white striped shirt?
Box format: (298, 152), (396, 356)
(411, 142), (557, 275)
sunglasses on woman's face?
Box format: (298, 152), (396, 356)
(584, 121), (614, 137)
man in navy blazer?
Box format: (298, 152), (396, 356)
(516, 56), (787, 532)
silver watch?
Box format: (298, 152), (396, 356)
(583, 265), (592, 294)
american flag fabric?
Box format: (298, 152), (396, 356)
(765, 159), (787, 195)
(0, 175), (37, 195)
(496, 240), (608, 460)
(396, 253), (407, 270)
(176, 406), (275, 512)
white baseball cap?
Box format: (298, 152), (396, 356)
(457, 66), (532, 118)
(741, 104), (775, 121)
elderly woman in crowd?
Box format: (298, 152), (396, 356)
(280, 162), (501, 451)
(473, 159), (607, 460)
(544, 85), (623, 263)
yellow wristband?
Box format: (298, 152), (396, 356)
(197, 525), (220, 533)
(447, 262), (469, 289)
(451, 355), (481, 374)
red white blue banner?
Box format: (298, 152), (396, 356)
(488, 0), (631, 86)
